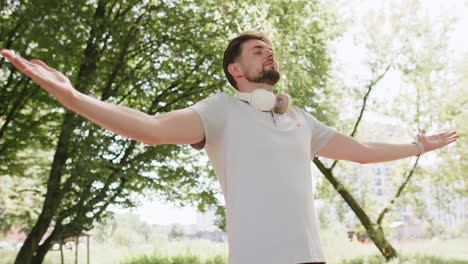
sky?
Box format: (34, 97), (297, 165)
(118, 0), (467, 226)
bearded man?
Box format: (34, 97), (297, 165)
(0, 31), (458, 264)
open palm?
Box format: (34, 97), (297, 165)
(0, 49), (74, 98)
(417, 130), (459, 153)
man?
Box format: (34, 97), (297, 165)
(0, 31), (458, 264)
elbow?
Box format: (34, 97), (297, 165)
(354, 144), (374, 164)
(355, 156), (378, 164)
(357, 159), (370, 164)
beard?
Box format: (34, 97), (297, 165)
(246, 67), (281, 86)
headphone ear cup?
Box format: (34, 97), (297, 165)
(275, 93), (292, 114)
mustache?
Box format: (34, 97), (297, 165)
(264, 60), (276, 66)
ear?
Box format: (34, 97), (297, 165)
(228, 62), (243, 78)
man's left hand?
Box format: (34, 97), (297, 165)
(417, 130), (459, 153)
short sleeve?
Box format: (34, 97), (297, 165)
(188, 92), (229, 149)
(300, 109), (336, 156)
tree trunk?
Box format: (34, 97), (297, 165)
(31, 225), (63, 264)
(14, 1), (107, 261)
(60, 242), (64, 264)
(313, 158), (398, 260)
(14, 112), (76, 264)
(75, 236), (79, 264)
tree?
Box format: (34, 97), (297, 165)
(1, 1), (238, 263)
(4, 0), (461, 262)
(313, 0), (464, 260)
(168, 224), (185, 241)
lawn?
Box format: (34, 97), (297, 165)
(1, 233), (467, 264)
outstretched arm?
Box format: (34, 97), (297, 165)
(0, 49), (205, 146)
(317, 130), (458, 164)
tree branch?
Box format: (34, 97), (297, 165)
(330, 63), (392, 170)
(377, 156), (420, 225)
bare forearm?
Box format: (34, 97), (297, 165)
(361, 142), (420, 164)
(63, 91), (158, 145)
(318, 131), (458, 163)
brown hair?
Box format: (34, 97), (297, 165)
(223, 31), (272, 89)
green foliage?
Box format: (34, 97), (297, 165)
(0, 175), (44, 233)
(1, 4), (338, 261)
(222, 0), (339, 124)
(317, 0), (466, 234)
(1, 0), (242, 261)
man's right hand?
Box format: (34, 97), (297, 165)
(0, 49), (206, 146)
(1, 49), (76, 103)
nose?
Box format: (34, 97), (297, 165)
(266, 49), (275, 59)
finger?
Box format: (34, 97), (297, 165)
(0, 49), (14, 59)
(442, 138), (458, 146)
(1, 49), (37, 69)
(440, 137), (458, 146)
(1, 50), (36, 71)
(439, 131), (457, 137)
(14, 58), (39, 76)
(30, 59), (56, 72)
(428, 132), (454, 140)
(0, 49), (24, 64)
(439, 133), (459, 140)
(2, 52), (43, 79)
(434, 132), (448, 138)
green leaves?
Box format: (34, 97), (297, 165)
(1, 1), (339, 261)
(0, 1), (237, 258)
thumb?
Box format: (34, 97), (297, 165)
(417, 130), (426, 141)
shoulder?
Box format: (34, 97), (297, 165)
(292, 106), (304, 114)
(217, 92), (235, 101)
(189, 92), (235, 118)
(200, 92), (233, 103)
(291, 106), (332, 128)
(291, 106), (309, 118)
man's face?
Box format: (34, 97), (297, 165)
(236, 39), (280, 86)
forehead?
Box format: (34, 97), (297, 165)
(241, 39), (273, 52)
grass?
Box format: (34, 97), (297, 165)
(339, 254), (468, 264)
(121, 252), (468, 264)
(320, 229), (468, 263)
(0, 239), (228, 264)
(122, 253), (226, 264)
(0, 234), (466, 264)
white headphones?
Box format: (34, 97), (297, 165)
(235, 89), (292, 114)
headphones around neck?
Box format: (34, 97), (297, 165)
(235, 89), (292, 114)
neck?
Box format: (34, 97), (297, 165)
(238, 82), (274, 93)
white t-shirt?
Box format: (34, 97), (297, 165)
(189, 92), (336, 264)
